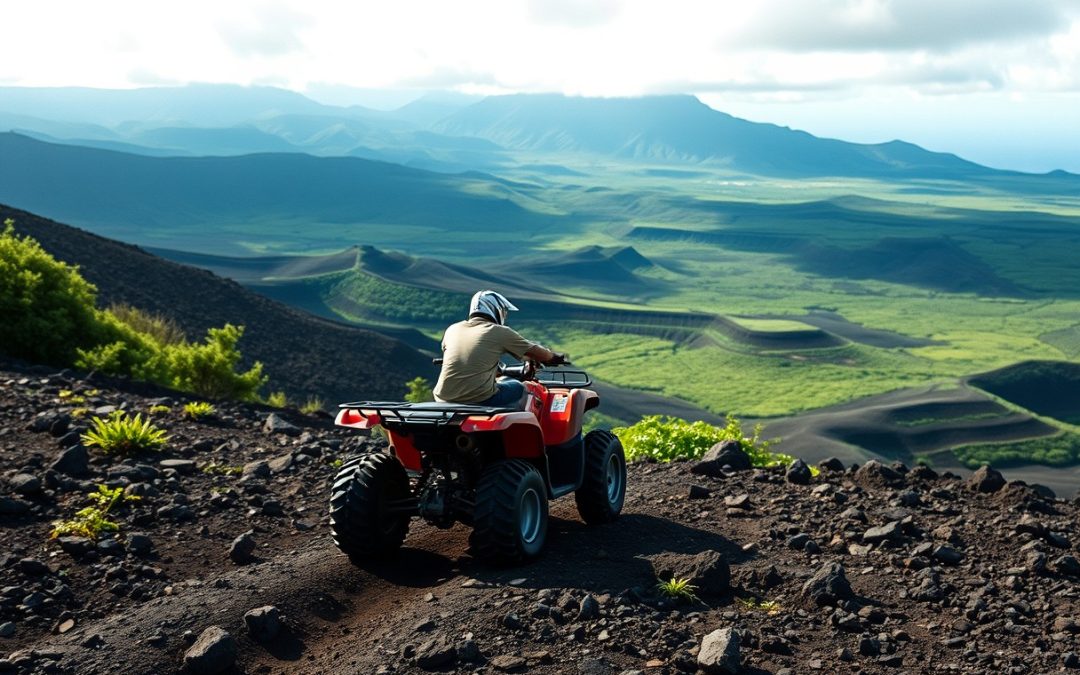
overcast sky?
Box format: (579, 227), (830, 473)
(2, 0), (1078, 172)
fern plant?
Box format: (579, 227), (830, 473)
(82, 411), (169, 455)
(51, 485), (140, 540)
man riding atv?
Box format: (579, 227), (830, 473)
(331, 288), (626, 563)
(434, 290), (568, 408)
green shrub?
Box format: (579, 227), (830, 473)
(404, 376), (433, 403)
(50, 485), (140, 540)
(613, 414), (790, 467)
(1, 222), (268, 401)
(82, 411), (169, 455)
(0, 220), (101, 365)
(165, 325), (267, 401)
(300, 396), (325, 414)
(183, 401), (216, 420)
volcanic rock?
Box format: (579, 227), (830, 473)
(183, 626), (236, 675)
(786, 459), (812, 485)
(691, 440), (750, 476)
(967, 465), (1006, 493)
(50, 445), (88, 476)
(244, 605), (281, 643)
(854, 460), (903, 487)
(229, 532), (256, 564)
(698, 627), (740, 674)
(801, 562), (853, 606)
(649, 550), (731, 596)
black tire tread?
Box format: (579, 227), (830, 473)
(575, 429), (626, 524)
(329, 451), (410, 559)
(470, 459), (544, 564)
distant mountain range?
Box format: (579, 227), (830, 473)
(2, 84), (1075, 180)
(0, 132), (552, 251)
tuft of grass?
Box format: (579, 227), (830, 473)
(50, 485), (140, 540)
(57, 390), (86, 404)
(81, 411), (169, 456)
(328, 457), (343, 469)
(300, 396), (325, 415)
(656, 577), (699, 602)
(148, 404), (171, 415)
(183, 401), (216, 420)
(737, 597), (781, 614)
(265, 390), (289, 408)
(70, 407), (89, 419)
(201, 462), (243, 476)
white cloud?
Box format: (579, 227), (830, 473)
(728, 0), (1073, 52)
(218, 2), (314, 58)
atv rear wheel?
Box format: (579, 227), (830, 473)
(329, 452), (411, 560)
(575, 430), (626, 524)
(471, 460), (548, 564)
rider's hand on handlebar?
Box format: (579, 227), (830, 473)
(549, 352), (570, 366)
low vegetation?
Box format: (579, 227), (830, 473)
(300, 396), (326, 414)
(737, 597), (781, 614)
(50, 485), (140, 540)
(265, 390), (289, 408)
(404, 376), (434, 403)
(0, 221), (267, 401)
(655, 577), (699, 602)
(183, 401), (215, 420)
(952, 433), (1080, 469)
(613, 415), (792, 467)
(82, 411), (169, 456)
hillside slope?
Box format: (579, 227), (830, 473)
(0, 204), (430, 402)
(0, 133), (554, 251)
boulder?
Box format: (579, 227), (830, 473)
(51, 445), (89, 476)
(691, 440), (751, 476)
(229, 532), (256, 564)
(801, 562), (853, 606)
(263, 413), (300, 436)
(244, 605), (281, 643)
(967, 465), (1005, 493)
(242, 460), (270, 479)
(863, 521), (902, 544)
(649, 550), (730, 596)
(183, 626), (236, 675)
(9, 474), (41, 496)
(415, 637), (456, 670)
(818, 457), (845, 472)
(854, 460), (903, 487)
(698, 627), (740, 674)
(786, 459), (812, 485)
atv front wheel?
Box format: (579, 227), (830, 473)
(471, 460), (548, 564)
(329, 452), (412, 560)
(575, 430), (627, 524)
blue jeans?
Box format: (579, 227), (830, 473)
(477, 379), (525, 407)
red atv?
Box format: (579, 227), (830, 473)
(330, 361), (627, 564)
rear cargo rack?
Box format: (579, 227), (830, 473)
(338, 401), (515, 427)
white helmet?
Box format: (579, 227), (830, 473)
(469, 290), (518, 325)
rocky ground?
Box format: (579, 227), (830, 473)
(1, 358), (1079, 675)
